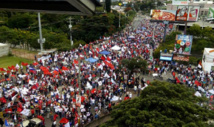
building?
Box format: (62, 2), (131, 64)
(0, 43), (9, 57)
(167, 0), (214, 17)
(202, 48), (214, 73)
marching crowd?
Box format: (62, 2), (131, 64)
(0, 14), (213, 127)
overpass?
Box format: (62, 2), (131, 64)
(0, 0), (101, 15)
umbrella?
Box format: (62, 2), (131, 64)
(111, 45), (121, 51)
(99, 50), (110, 55)
(85, 58), (98, 63)
(128, 35), (135, 39)
(59, 117), (69, 124)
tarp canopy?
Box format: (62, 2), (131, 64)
(111, 96), (119, 102)
(209, 89), (214, 95)
(99, 50), (110, 55)
(85, 58), (98, 63)
(111, 45), (121, 51)
(128, 35), (135, 39)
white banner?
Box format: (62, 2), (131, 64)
(21, 109), (31, 116)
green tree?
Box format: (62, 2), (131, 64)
(119, 58), (147, 78)
(0, 26), (11, 42)
(102, 81), (214, 127)
(7, 13), (36, 29)
(187, 24), (202, 37)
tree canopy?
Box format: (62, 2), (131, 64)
(119, 58), (148, 75)
(101, 81), (214, 127)
(0, 8), (136, 51)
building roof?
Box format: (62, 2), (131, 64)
(0, 43), (8, 47)
(204, 48), (214, 54)
(0, 0), (101, 15)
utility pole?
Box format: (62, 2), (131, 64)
(68, 17), (73, 46)
(38, 13), (45, 52)
(118, 2), (122, 28)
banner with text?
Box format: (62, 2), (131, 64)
(172, 0), (188, 5)
(174, 35), (193, 55)
(176, 6), (188, 21)
(187, 6), (200, 21)
(173, 54), (189, 61)
(150, 10), (176, 21)
(208, 7), (214, 19)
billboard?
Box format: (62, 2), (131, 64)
(187, 6), (200, 21)
(174, 35), (193, 55)
(173, 54), (189, 61)
(176, 6), (188, 21)
(208, 7), (214, 18)
(172, 0), (188, 5)
(150, 10), (176, 21)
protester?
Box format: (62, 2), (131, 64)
(2, 15), (212, 127)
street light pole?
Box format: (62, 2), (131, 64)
(38, 13), (44, 52)
(119, 8), (121, 28)
(202, 15), (205, 29)
(68, 17), (73, 46)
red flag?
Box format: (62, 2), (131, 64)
(195, 80), (201, 86)
(101, 56), (105, 61)
(31, 109), (35, 114)
(81, 96), (85, 103)
(21, 62), (28, 66)
(17, 107), (23, 112)
(73, 59), (78, 65)
(96, 48), (100, 52)
(124, 96), (130, 101)
(53, 70), (59, 75)
(0, 68), (6, 71)
(107, 57), (111, 61)
(54, 114), (58, 121)
(62, 66), (69, 71)
(33, 62), (38, 66)
(8, 66), (12, 70)
(175, 77), (180, 84)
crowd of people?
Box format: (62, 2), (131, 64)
(0, 14), (213, 127)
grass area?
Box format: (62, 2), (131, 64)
(0, 55), (33, 68)
(12, 48), (38, 54)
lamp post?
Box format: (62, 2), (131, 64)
(68, 17), (73, 46)
(119, 3), (122, 28)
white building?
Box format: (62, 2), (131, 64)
(202, 48), (214, 73)
(0, 43), (9, 57)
